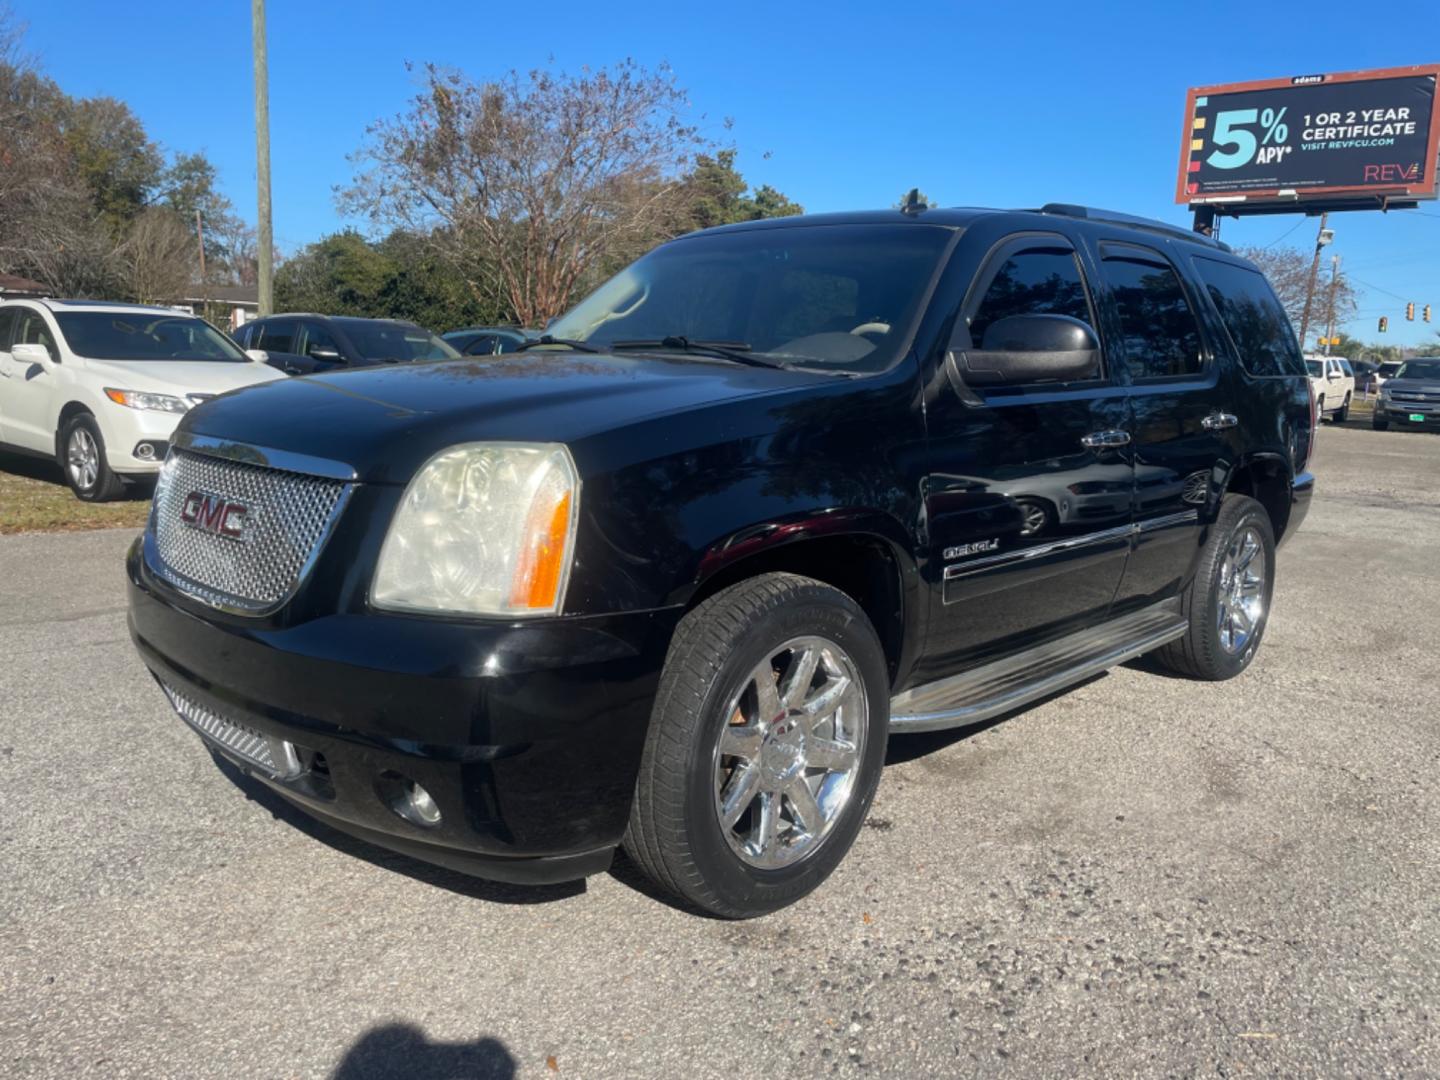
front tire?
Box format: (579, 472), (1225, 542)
(624, 573), (889, 918)
(1373, 412), (1390, 431)
(1334, 393), (1350, 423)
(1153, 494), (1276, 681)
(59, 414), (125, 502)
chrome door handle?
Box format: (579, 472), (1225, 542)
(1202, 413), (1239, 431)
(1081, 430), (1131, 448)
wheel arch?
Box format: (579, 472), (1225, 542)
(1223, 453), (1294, 542)
(54, 400), (96, 459)
(682, 515), (919, 689)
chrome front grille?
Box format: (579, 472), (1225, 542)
(161, 682), (298, 778)
(1389, 390), (1440, 404)
(149, 448), (348, 613)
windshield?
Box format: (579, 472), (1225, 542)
(1305, 360), (1322, 377)
(1379, 362), (1403, 377)
(55, 312), (247, 362)
(547, 224), (954, 373)
(334, 319), (460, 362)
(1395, 358), (1440, 381)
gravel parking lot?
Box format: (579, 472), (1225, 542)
(3, 424), (1438, 1079)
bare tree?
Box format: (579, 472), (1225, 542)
(1237, 245), (1359, 340)
(341, 60), (715, 327)
(121, 207), (194, 303)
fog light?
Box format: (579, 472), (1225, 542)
(404, 780), (442, 826)
(134, 441), (157, 460)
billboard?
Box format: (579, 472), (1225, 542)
(1177, 65), (1440, 206)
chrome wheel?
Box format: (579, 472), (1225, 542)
(712, 636), (867, 870)
(67, 427), (100, 491)
(1216, 525), (1266, 654)
(1017, 500), (1049, 537)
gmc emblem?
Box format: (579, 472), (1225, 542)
(180, 491), (249, 540)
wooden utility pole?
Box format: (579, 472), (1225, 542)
(251, 0), (273, 316)
(1322, 255), (1341, 356)
(1296, 212), (1330, 352)
(195, 209), (207, 283)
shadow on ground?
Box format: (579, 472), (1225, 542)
(332, 1022), (516, 1080)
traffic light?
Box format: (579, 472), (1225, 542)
(1407, 302), (1415, 321)
(1426, 305), (1433, 323)
(1379, 316), (1389, 333)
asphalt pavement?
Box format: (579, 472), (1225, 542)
(3, 423), (1439, 1078)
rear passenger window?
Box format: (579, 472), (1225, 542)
(1100, 248), (1203, 381)
(1192, 257), (1303, 378)
(968, 247), (1095, 347)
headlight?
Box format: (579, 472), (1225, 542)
(1379, 387), (1392, 401)
(104, 388), (190, 413)
(372, 442), (580, 617)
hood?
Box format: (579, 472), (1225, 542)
(1383, 377), (1440, 394)
(180, 351), (831, 484)
(82, 357), (285, 396)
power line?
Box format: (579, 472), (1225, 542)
(1259, 218), (1306, 249)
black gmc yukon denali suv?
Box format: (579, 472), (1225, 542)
(127, 205), (1315, 918)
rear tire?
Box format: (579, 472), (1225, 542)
(59, 414), (125, 502)
(1153, 495), (1275, 681)
(624, 573), (889, 918)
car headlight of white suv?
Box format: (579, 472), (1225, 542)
(372, 442), (580, 617)
(104, 388), (191, 413)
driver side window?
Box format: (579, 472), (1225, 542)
(967, 246), (1096, 348)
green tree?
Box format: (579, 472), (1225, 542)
(672, 150), (803, 234)
(894, 188), (937, 210)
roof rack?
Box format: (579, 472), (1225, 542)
(1036, 204), (1231, 252)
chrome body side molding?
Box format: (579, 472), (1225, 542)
(942, 511), (1199, 585)
(889, 602), (1187, 732)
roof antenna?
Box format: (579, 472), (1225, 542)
(900, 188), (926, 216)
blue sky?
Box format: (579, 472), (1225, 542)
(17, 0), (1440, 346)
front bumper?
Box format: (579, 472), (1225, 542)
(102, 405), (181, 474)
(127, 539), (681, 884)
(1376, 401), (1440, 426)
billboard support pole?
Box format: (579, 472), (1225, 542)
(1297, 212), (1330, 353)
(1192, 205), (1217, 238)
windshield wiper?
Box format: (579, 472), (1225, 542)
(611, 336), (785, 370)
(518, 334), (601, 354)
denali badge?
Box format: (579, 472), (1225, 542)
(180, 491), (249, 540)
(944, 539), (1000, 560)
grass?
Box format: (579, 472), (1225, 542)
(0, 451), (150, 535)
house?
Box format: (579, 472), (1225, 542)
(0, 272), (49, 299)
(171, 284), (259, 331)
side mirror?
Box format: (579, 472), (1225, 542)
(309, 346), (343, 362)
(10, 342), (54, 367)
(245, 348), (270, 363)
(953, 314), (1099, 386)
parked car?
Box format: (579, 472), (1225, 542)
(0, 299), (283, 500)
(1305, 355), (1354, 422)
(234, 315), (460, 374)
(442, 326), (530, 356)
(1349, 358), (1378, 394)
(1374, 360), (1404, 392)
(127, 203), (1314, 917)
(1373, 356), (1440, 431)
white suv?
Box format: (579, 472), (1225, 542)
(0, 299), (284, 500)
(1304, 354), (1355, 424)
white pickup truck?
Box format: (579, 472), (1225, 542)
(1305, 355), (1355, 423)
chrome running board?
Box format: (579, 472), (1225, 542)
(889, 604), (1186, 733)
